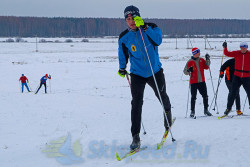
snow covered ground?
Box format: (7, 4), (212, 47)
(0, 37), (250, 167)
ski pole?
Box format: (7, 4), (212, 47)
(27, 82), (32, 92)
(35, 83), (40, 94)
(138, 27), (175, 142)
(49, 79), (51, 93)
(126, 74), (147, 135)
(126, 74), (131, 87)
(211, 45), (225, 113)
(185, 82), (191, 118)
(208, 77), (222, 112)
(208, 68), (219, 114)
(209, 77), (222, 114)
(243, 96), (248, 113)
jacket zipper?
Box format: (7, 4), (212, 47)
(136, 30), (149, 77)
(242, 53), (245, 78)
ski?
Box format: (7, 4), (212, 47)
(218, 115), (231, 119)
(157, 117), (176, 150)
(230, 114), (250, 118)
(218, 114), (249, 119)
(193, 115), (215, 119)
(116, 146), (147, 161)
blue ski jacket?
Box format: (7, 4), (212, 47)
(40, 76), (51, 83)
(118, 23), (162, 78)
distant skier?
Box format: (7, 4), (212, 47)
(35, 74), (51, 94)
(183, 48), (212, 117)
(219, 58), (242, 115)
(117, 5), (172, 151)
(222, 41), (250, 115)
(19, 74), (31, 93)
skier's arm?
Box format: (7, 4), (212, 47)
(202, 58), (210, 69)
(205, 59), (210, 67)
(224, 48), (238, 58)
(183, 62), (190, 75)
(118, 39), (129, 70)
(145, 24), (162, 46)
(220, 59), (231, 72)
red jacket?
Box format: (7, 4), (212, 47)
(19, 76), (28, 83)
(224, 48), (250, 78)
(184, 57), (210, 84)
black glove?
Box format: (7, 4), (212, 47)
(222, 41), (227, 48)
(205, 54), (210, 60)
(117, 69), (128, 78)
(187, 66), (193, 73)
(142, 23), (148, 31)
(219, 71), (224, 78)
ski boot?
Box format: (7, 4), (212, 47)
(204, 109), (212, 116)
(190, 110), (195, 118)
(224, 109), (231, 115)
(236, 110), (243, 115)
(130, 134), (140, 151)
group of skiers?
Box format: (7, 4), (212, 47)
(117, 5), (250, 151)
(19, 74), (51, 94)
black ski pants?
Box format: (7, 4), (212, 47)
(36, 82), (47, 94)
(227, 76), (250, 110)
(130, 68), (172, 137)
(225, 79), (241, 110)
(190, 82), (209, 112)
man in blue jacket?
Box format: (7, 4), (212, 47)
(117, 5), (172, 151)
(35, 74), (51, 94)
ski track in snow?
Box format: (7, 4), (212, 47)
(0, 38), (249, 167)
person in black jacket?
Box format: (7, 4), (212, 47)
(220, 58), (242, 115)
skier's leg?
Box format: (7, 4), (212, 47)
(21, 83), (24, 93)
(190, 83), (198, 113)
(24, 83), (30, 92)
(198, 82), (212, 116)
(44, 83), (47, 93)
(226, 80), (241, 110)
(198, 82), (209, 110)
(35, 82), (42, 94)
(130, 73), (146, 137)
(147, 68), (172, 129)
(227, 76), (242, 111)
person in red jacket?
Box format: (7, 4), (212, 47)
(223, 41), (250, 115)
(19, 74), (31, 93)
(184, 48), (212, 117)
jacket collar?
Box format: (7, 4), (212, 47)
(191, 56), (199, 60)
(128, 27), (139, 32)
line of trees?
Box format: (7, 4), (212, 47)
(1, 16), (250, 37)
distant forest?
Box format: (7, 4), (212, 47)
(1, 16), (250, 38)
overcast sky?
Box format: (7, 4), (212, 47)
(0, 0), (250, 19)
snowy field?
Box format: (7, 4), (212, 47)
(0, 37), (250, 167)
